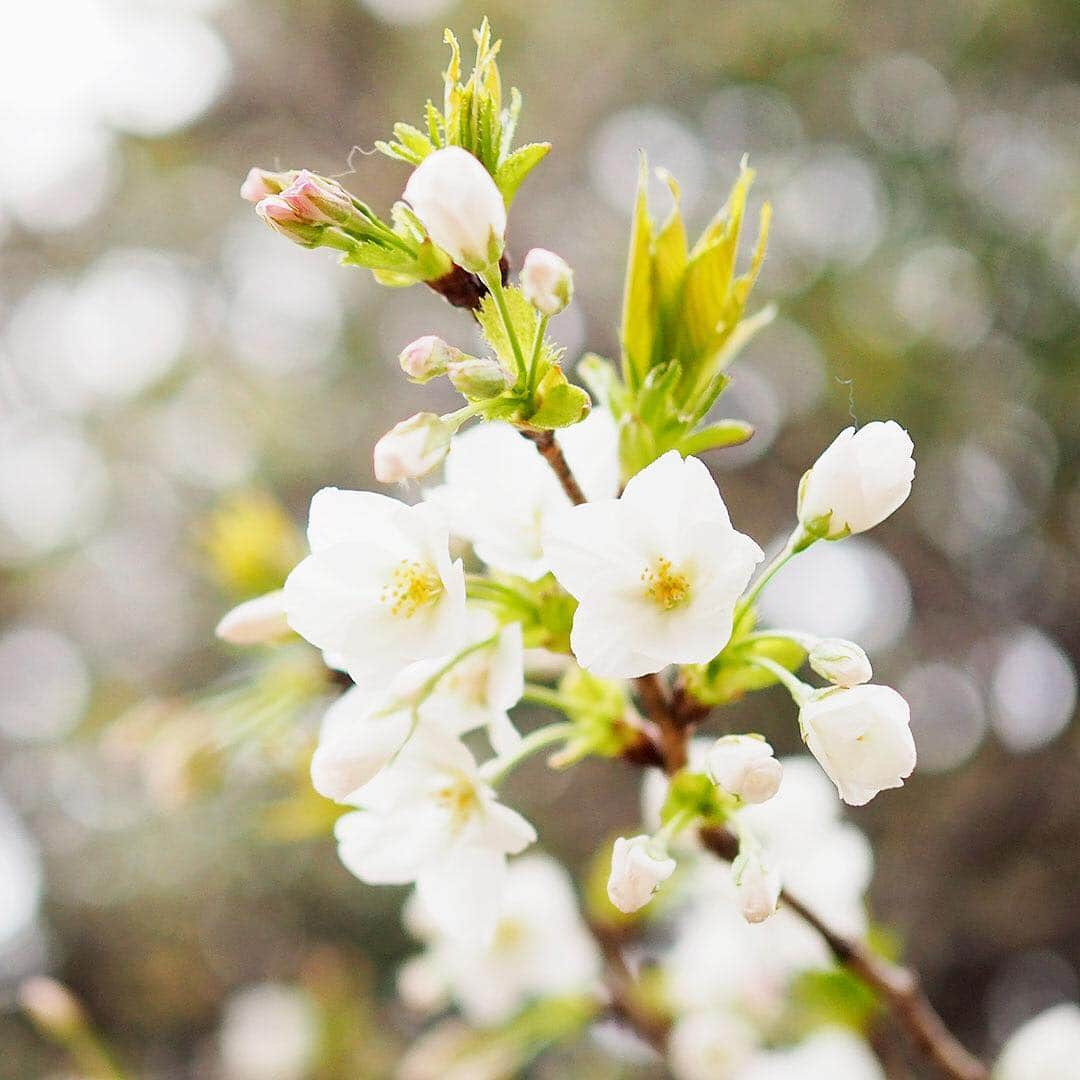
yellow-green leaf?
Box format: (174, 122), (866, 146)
(620, 154), (656, 391)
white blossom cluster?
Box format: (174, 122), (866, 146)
(220, 25), (940, 1071)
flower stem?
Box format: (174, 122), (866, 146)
(481, 721), (575, 786)
(526, 312), (551, 396)
(521, 683), (572, 713)
(482, 267), (529, 385)
(744, 654), (812, 706)
(736, 525), (813, 617)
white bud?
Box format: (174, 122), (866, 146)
(732, 848), (781, 924)
(520, 248), (573, 315)
(403, 147), (506, 273)
(447, 354), (509, 399)
(809, 637), (873, 687)
(705, 735), (783, 804)
(215, 590), (290, 645)
(373, 413), (454, 483)
(799, 684), (917, 806)
(798, 421), (915, 538)
(398, 335), (458, 383)
(18, 977), (85, 1036)
(607, 834), (676, 913)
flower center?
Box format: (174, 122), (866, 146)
(641, 557), (691, 610)
(381, 559), (443, 618)
(492, 918), (526, 952)
(434, 776), (480, 830)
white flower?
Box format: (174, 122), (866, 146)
(334, 727), (535, 943)
(739, 1028), (885, 1080)
(215, 590), (290, 645)
(994, 1003), (1080, 1080)
(543, 451), (763, 678)
(732, 847), (781, 924)
(400, 853), (602, 1026)
(799, 684), (917, 806)
(607, 834), (677, 913)
(799, 421), (915, 538)
(403, 147), (506, 272)
(520, 248), (573, 315)
(418, 619), (525, 755)
(309, 686), (412, 804)
(428, 414), (618, 581)
(283, 488), (466, 689)
(808, 637), (873, 687)
(669, 1010), (757, 1080)
(374, 413), (454, 483)
(706, 735), (783, 804)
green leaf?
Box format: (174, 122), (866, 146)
(391, 122), (435, 160)
(576, 354), (621, 412)
(494, 142), (551, 204)
(638, 360), (683, 427)
(678, 419), (755, 455)
(789, 968), (882, 1034)
(620, 155), (656, 391)
(529, 367), (591, 429)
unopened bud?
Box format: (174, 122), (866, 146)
(18, 977), (86, 1037)
(398, 335), (458, 384)
(607, 834), (676, 913)
(279, 170), (357, 227)
(706, 735), (782, 804)
(732, 848), (780, 924)
(240, 167), (299, 204)
(808, 638), (873, 688)
(520, 248), (573, 315)
(447, 354), (509, 399)
(215, 590), (290, 645)
(255, 196), (324, 248)
(373, 413), (454, 483)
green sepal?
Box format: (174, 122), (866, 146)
(661, 770), (736, 827)
(528, 367), (591, 429)
(682, 626), (807, 707)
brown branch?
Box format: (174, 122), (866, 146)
(518, 429), (588, 505)
(521, 401), (989, 1080)
(699, 827), (988, 1080)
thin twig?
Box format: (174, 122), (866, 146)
(699, 827), (988, 1080)
(518, 429), (587, 505)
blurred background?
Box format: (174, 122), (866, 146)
(0, 0), (1077, 1075)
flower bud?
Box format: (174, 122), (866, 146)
(798, 421), (915, 539)
(995, 1002), (1080, 1080)
(215, 590), (290, 645)
(732, 848), (780, 924)
(278, 169), (357, 227)
(255, 195), (324, 248)
(403, 147), (506, 273)
(373, 413), (454, 483)
(240, 167), (298, 204)
(799, 684), (916, 806)
(607, 834), (676, 913)
(706, 735), (783, 804)
(447, 354), (510, 399)
(520, 248), (573, 315)
(808, 637), (872, 688)
(18, 977), (86, 1037)
(398, 335), (457, 384)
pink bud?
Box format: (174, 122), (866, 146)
(255, 196), (323, 247)
(398, 335), (456, 383)
(279, 170), (356, 226)
(240, 167), (298, 204)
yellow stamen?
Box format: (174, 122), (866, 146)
(641, 557), (691, 611)
(434, 777), (480, 831)
(381, 559), (443, 618)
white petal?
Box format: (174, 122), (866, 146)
(416, 848), (507, 944)
(306, 487), (405, 551)
(215, 590), (289, 645)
